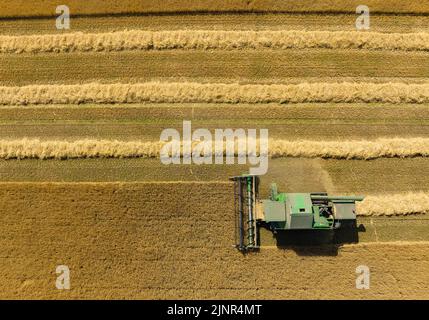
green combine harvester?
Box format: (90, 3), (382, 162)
(230, 174), (364, 252)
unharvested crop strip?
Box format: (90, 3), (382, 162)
(0, 138), (428, 160)
(1, 82), (429, 105)
(2, 30), (429, 54)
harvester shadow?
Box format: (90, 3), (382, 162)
(269, 222), (364, 257)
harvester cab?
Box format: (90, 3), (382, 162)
(230, 174), (364, 252)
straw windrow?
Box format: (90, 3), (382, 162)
(1, 82), (429, 105)
(0, 138), (428, 160)
(357, 192), (429, 216)
(1, 30), (429, 54)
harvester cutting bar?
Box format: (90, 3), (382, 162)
(233, 177), (244, 250)
(230, 175), (259, 252)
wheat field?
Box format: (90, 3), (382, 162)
(0, 1), (428, 299)
(0, 182), (428, 299)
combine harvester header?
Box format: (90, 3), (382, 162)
(230, 174), (364, 252)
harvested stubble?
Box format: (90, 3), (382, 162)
(1, 103), (429, 122)
(2, 30), (429, 54)
(2, 82), (429, 105)
(1, 138), (429, 160)
(3, 14), (429, 36)
(1, 0), (428, 18)
(3, 50), (428, 87)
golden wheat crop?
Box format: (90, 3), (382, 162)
(0, 181), (427, 299)
(2, 30), (429, 54)
(1, 82), (429, 105)
(1, 137), (428, 160)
